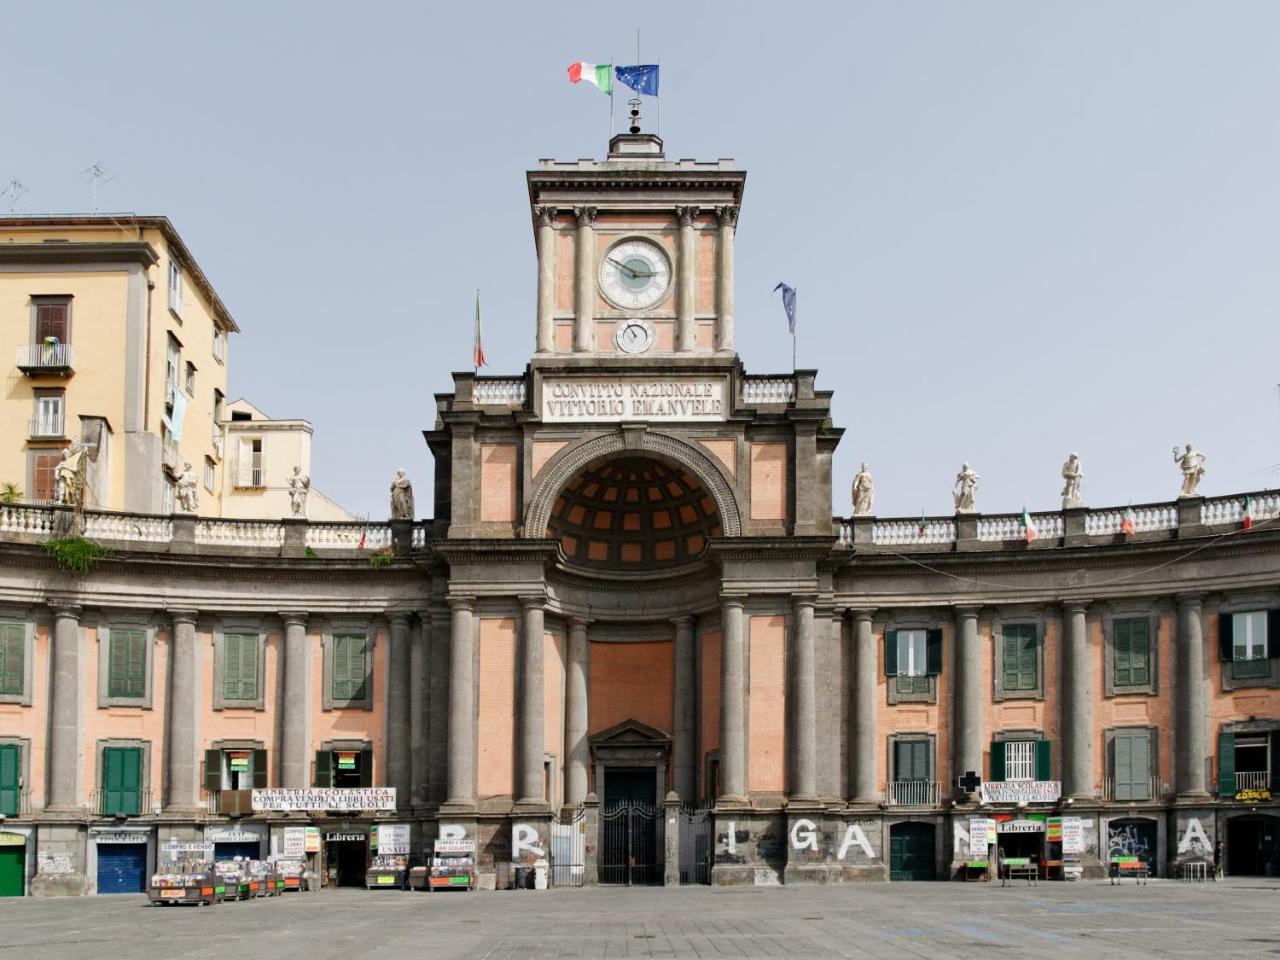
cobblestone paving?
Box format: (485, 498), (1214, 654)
(2, 879), (1279, 960)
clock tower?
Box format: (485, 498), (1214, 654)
(527, 128), (745, 357)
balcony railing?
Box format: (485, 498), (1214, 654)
(0, 790), (31, 818)
(884, 780), (941, 806)
(1235, 771), (1270, 792)
(204, 789), (254, 816)
(741, 376), (796, 404)
(91, 788), (152, 818)
(16, 342), (76, 374)
(28, 415), (65, 439)
(1101, 776), (1162, 802)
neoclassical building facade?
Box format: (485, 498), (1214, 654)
(0, 131), (1277, 895)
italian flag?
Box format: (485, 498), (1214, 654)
(1120, 504), (1136, 536)
(917, 512), (929, 539)
(473, 291), (487, 371)
(567, 62), (612, 95)
(1243, 495), (1254, 531)
(1021, 507), (1036, 543)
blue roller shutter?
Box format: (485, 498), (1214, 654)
(96, 844), (146, 894)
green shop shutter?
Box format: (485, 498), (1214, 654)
(1218, 613), (1233, 661)
(0, 624), (22, 696)
(0, 744), (19, 817)
(925, 629), (943, 676)
(359, 748), (373, 787)
(1216, 731), (1235, 797)
(1035, 740), (1052, 781)
(203, 749), (222, 792)
(989, 740), (1006, 782)
(314, 750), (331, 788)
(253, 749), (268, 788)
(1268, 611), (1280, 659)
(883, 631), (898, 676)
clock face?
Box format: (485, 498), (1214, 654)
(599, 239), (671, 311)
(615, 319), (655, 354)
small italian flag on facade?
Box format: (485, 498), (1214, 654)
(1242, 495), (1255, 531)
(917, 512), (929, 539)
(567, 62), (613, 95)
(1021, 507), (1036, 543)
(1120, 504), (1136, 536)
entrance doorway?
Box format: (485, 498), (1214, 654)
(0, 844), (23, 896)
(601, 767), (658, 886)
(605, 767), (656, 807)
(96, 843), (147, 894)
(889, 823), (936, 881)
(1227, 815), (1280, 876)
(324, 836), (368, 887)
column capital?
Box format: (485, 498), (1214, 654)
(48, 600), (82, 618)
(279, 611), (309, 628)
(574, 205), (597, 227)
(791, 595), (817, 611)
(720, 593), (747, 609)
(850, 607), (876, 623)
(566, 615), (592, 629)
(1061, 599), (1092, 615)
(447, 595), (475, 612)
(167, 608), (199, 626)
(1177, 593), (1205, 611)
(387, 611), (413, 627)
(716, 204), (739, 229)
(534, 205), (557, 227)
(671, 614), (694, 629)
(952, 603), (982, 619)
(518, 595), (546, 612)
(676, 205), (701, 227)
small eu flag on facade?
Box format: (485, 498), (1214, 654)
(615, 64), (659, 96)
(773, 282), (797, 334)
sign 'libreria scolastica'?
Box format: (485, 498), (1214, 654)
(541, 376), (727, 423)
(251, 787), (396, 812)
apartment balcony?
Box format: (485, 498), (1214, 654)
(16, 342), (75, 376)
(204, 789), (254, 816)
(0, 790), (31, 818)
(1101, 776), (1163, 802)
(28, 416), (66, 440)
(884, 780), (941, 806)
(1235, 771), (1270, 793)
(91, 788), (153, 818)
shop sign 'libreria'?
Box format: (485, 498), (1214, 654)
(541, 377), (727, 423)
(251, 787), (396, 812)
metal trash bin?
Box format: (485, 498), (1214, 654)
(513, 865), (530, 889)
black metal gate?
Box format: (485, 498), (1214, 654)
(678, 805), (712, 884)
(600, 800), (659, 885)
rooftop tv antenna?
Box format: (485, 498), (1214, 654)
(0, 179), (27, 213)
(79, 162), (118, 214)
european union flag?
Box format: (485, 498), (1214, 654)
(774, 282), (797, 334)
(615, 64), (659, 97)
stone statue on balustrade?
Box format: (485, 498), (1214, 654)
(851, 463), (875, 517)
(953, 462), (979, 513)
(1173, 443), (1206, 498)
(287, 466), (310, 518)
(54, 444), (86, 507)
(1061, 453), (1084, 508)
(176, 461), (199, 513)
(390, 469), (415, 520)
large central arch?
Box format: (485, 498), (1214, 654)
(524, 430), (743, 541)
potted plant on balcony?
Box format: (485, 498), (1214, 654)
(0, 483), (21, 504)
(41, 336), (59, 366)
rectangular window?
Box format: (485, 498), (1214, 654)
(184, 361), (196, 395)
(204, 748), (267, 793)
(1001, 624), (1038, 691)
(165, 335), (181, 402)
(1234, 612), (1268, 661)
(31, 450), (59, 502)
(0, 743), (19, 817)
(884, 629), (942, 680)
(331, 634), (368, 701)
(1113, 618), (1151, 688)
(1005, 740), (1036, 781)
(213, 329), (225, 363)
(35, 300), (69, 343)
(168, 260), (183, 316)
(893, 739), (930, 782)
(898, 630), (927, 677)
(102, 746), (142, 816)
(1112, 730), (1153, 800)
(32, 393), (64, 438)
(108, 629), (147, 699)
(213, 389), (225, 422)
(223, 633), (259, 701)
(204, 457), (215, 493)
(0, 624), (23, 696)
(236, 437), (265, 488)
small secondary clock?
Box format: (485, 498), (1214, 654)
(615, 318), (656, 354)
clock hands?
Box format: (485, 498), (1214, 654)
(605, 256), (640, 280)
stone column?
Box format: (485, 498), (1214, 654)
(565, 618), (590, 806)
(953, 606), (984, 795)
(46, 603), (82, 811)
(166, 609), (200, 811)
(715, 205), (738, 352)
(280, 613), (310, 788)
(672, 616), (696, 802)
(534, 206), (557, 353)
(518, 597), (546, 805)
(792, 597), (818, 800)
(573, 206), (597, 352)
(676, 205), (699, 353)
(1176, 595), (1209, 798)
(409, 614), (428, 809)
(446, 597), (476, 806)
(386, 613), (412, 808)
(1061, 600), (1094, 799)
(849, 609), (878, 805)
(718, 596), (746, 802)
(427, 604), (450, 805)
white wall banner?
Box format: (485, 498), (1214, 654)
(161, 841), (214, 859)
(96, 832), (151, 845)
(979, 781), (1061, 804)
(206, 828), (263, 844)
(968, 819), (992, 857)
(541, 377), (728, 423)
(377, 824), (411, 856)
(1061, 816), (1084, 854)
(282, 827), (307, 858)
(251, 787), (396, 812)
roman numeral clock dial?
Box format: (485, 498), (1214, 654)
(599, 239), (671, 312)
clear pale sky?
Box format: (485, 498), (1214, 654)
(6, 2), (1278, 521)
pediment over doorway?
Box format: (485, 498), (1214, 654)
(589, 718), (672, 749)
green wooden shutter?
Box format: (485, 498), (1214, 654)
(0, 744), (19, 816)
(1218, 613), (1233, 661)
(1021, 629), (1038, 690)
(0, 624), (23, 696)
(314, 750), (331, 787)
(240, 637), (258, 699)
(103, 747), (122, 813)
(253, 749), (268, 789)
(359, 748), (373, 787)
(989, 740), (1005, 782)
(224, 635), (242, 700)
(1114, 734), (1133, 800)
(127, 633), (145, 699)
(1001, 632), (1019, 689)
(1114, 620), (1132, 687)
(1035, 739), (1052, 781)
(1217, 731), (1235, 797)
(121, 747), (141, 815)
(883, 630), (898, 676)
(352, 637), (368, 700)
(108, 633), (125, 697)
(893, 740), (911, 781)
(1130, 733), (1150, 799)
(203, 749), (222, 792)
(1129, 620), (1150, 686)
(925, 629), (943, 676)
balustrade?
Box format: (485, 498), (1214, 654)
(473, 378), (526, 405)
(741, 377), (795, 404)
(195, 519), (285, 547)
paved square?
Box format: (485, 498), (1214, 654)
(2, 880), (1279, 960)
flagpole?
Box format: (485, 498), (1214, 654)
(474, 288), (480, 375)
(656, 57), (660, 135)
(609, 60), (614, 138)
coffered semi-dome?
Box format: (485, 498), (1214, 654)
(548, 456), (722, 568)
